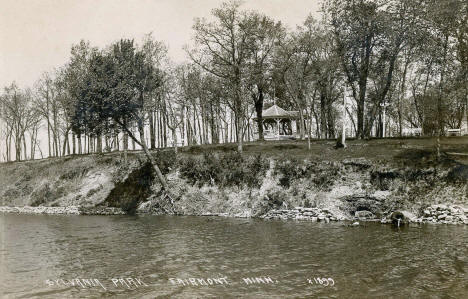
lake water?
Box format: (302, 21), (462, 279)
(1, 214), (467, 298)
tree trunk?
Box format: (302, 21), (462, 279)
(254, 88), (264, 141)
(53, 121), (59, 157)
(397, 55), (410, 137)
(96, 132), (102, 153)
(78, 133), (82, 155)
(15, 134), (21, 161)
(163, 108), (168, 148)
(327, 104), (335, 138)
(356, 94), (365, 139)
(149, 110), (156, 149)
(6, 131), (11, 161)
(136, 119), (169, 191)
(47, 99), (51, 158)
(230, 112), (234, 143)
(72, 133), (76, 155)
(123, 131), (128, 163)
(180, 107), (185, 146)
(307, 107), (313, 150)
(30, 129), (35, 159)
(62, 131), (68, 156)
(320, 93), (327, 139)
(171, 128), (178, 154)
(298, 109), (305, 140)
(22, 133), (27, 160)
(236, 112), (243, 153)
(115, 133), (120, 151)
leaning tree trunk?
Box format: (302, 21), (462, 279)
(137, 119), (169, 191)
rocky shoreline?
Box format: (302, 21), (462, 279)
(260, 204), (468, 225)
(3, 204), (467, 225)
(260, 207), (345, 222)
(413, 204), (468, 225)
(0, 206), (125, 215)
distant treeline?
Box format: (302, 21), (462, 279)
(1, 0), (467, 163)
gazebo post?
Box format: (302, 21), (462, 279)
(261, 119), (265, 140)
(275, 118), (280, 140)
(292, 120), (297, 137)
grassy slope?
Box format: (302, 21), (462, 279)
(0, 154), (137, 207)
(178, 136), (468, 164)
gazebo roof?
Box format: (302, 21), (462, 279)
(253, 104), (299, 120)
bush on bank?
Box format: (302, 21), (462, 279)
(178, 152), (269, 188)
(273, 158), (341, 190)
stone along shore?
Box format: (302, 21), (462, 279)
(1, 204), (467, 224)
(260, 207), (345, 222)
(0, 206), (125, 215)
(415, 204), (468, 224)
(261, 204), (468, 225)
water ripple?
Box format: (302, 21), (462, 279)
(1, 214), (467, 298)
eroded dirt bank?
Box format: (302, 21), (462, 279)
(1, 140), (468, 223)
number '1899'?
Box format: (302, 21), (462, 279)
(307, 277), (335, 286)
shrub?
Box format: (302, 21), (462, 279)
(202, 151), (223, 184)
(219, 152), (245, 187)
(370, 171), (398, 191)
(152, 150), (178, 174)
(59, 166), (89, 180)
(178, 152), (269, 188)
(274, 158), (306, 188)
(273, 159), (341, 190)
(179, 156), (206, 186)
(30, 183), (52, 206)
(311, 164), (340, 190)
(244, 154), (270, 188)
(447, 165), (468, 183)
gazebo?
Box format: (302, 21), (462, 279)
(253, 104), (300, 140)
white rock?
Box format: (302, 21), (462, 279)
(372, 190), (391, 201)
(437, 214), (447, 220)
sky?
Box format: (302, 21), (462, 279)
(0, 0), (322, 89)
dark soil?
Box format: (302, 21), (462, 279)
(104, 162), (155, 213)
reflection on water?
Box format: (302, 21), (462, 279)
(1, 214), (467, 298)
